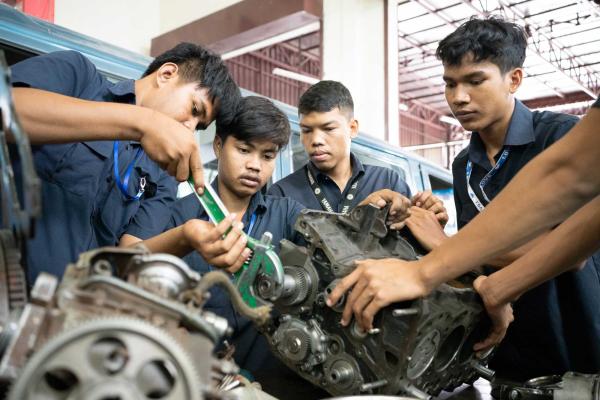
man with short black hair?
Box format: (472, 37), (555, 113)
(329, 17), (600, 382)
(136, 95), (303, 370)
(10, 42), (241, 282)
(137, 95), (330, 399)
(268, 80), (447, 225)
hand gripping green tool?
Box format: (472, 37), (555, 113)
(187, 178), (284, 308)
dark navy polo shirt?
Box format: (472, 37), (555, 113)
(10, 51), (177, 282)
(166, 180), (304, 373)
(268, 152), (411, 210)
(452, 99), (600, 380)
(594, 95), (600, 108)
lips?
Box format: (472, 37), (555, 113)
(239, 174), (260, 188)
(454, 110), (477, 120)
(310, 151), (330, 162)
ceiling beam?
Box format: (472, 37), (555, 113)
(411, 0), (568, 98)
(461, 0), (599, 98)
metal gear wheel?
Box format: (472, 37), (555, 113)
(0, 230), (27, 317)
(8, 317), (203, 400)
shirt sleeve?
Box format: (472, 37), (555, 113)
(125, 172), (178, 239)
(388, 170), (412, 198)
(286, 199), (306, 245)
(10, 51), (101, 97)
(536, 112), (580, 146)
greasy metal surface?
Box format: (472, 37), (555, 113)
(0, 247), (249, 399)
(8, 317), (204, 400)
(0, 50), (40, 237)
(258, 204), (492, 399)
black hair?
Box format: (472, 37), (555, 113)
(298, 80), (354, 118)
(216, 96), (291, 150)
(436, 16), (528, 74)
(143, 42), (240, 125)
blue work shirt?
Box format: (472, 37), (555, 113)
(10, 51), (177, 282)
(268, 152), (411, 210)
(168, 182), (333, 399)
(167, 180), (304, 372)
(452, 99), (600, 380)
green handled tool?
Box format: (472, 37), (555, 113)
(187, 178), (284, 307)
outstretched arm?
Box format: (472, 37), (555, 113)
(418, 105), (600, 288)
(13, 87), (205, 189)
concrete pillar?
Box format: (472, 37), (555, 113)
(322, 0), (397, 143)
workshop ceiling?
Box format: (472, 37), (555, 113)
(397, 0), (600, 114)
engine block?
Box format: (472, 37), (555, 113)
(259, 205), (493, 399)
(0, 245), (269, 400)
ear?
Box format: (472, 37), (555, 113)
(155, 62), (179, 88)
(213, 136), (223, 159)
(508, 68), (523, 94)
(349, 118), (359, 139)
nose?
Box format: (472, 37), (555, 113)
(182, 117), (200, 131)
(246, 153), (261, 172)
(451, 85), (470, 106)
(310, 130), (326, 147)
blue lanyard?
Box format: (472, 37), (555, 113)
(466, 148), (510, 212)
(245, 212), (257, 236)
(113, 140), (145, 201)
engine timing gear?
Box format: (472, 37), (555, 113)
(8, 317), (203, 400)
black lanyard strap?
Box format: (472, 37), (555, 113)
(306, 165), (361, 214)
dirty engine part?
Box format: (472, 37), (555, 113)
(256, 205), (493, 399)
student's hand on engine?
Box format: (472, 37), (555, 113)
(472, 275), (514, 355)
(138, 109), (205, 193)
(359, 189), (411, 229)
(411, 191), (449, 227)
(183, 214), (251, 272)
(405, 206), (448, 251)
(327, 258), (431, 331)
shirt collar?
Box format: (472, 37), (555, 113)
(307, 152), (365, 181)
(504, 99), (535, 146)
(468, 99), (535, 169)
(198, 177), (267, 219)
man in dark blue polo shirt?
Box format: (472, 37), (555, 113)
(134, 96), (302, 368)
(330, 17), (600, 383)
(10, 43), (240, 283)
(136, 96), (326, 399)
(268, 82), (407, 212)
(439, 18), (600, 381)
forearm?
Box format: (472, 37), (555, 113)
(485, 232), (549, 268)
(12, 87), (148, 144)
(481, 195), (600, 306)
(130, 225), (193, 258)
(419, 108), (600, 288)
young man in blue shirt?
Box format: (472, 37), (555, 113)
(268, 80), (447, 225)
(10, 43), (240, 283)
(329, 17), (600, 383)
(136, 95), (328, 399)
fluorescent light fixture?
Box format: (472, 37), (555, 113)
(221, 21), (320, 60)
(398, 103), (409, 111)
(439, 115), (461, 126)
(272, 68), (319, 85)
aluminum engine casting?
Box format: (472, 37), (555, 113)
(0, 246), (271, 400)
(255, 205), (494, 399)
